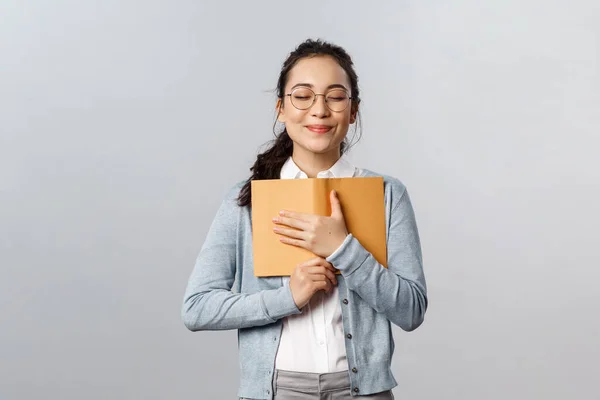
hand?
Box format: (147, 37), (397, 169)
(273, 190), (349, 258)
(289, 257), (338, 309)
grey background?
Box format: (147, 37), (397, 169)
(1, 1), (599, 399)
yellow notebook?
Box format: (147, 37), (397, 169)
(251, 177), (387, 277)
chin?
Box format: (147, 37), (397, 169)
(307, 148), (334, 155)
(302, 142), (338, 154)
(290, 133), (344, 155)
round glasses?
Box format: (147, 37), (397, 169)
(285, 88), (352, 112)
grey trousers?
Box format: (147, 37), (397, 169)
(265, 369), (395, 400)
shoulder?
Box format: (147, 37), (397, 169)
(357, 168), (413, 211)
(358, 168), (407, 195)
(207, 180), (248, 229)
(224, 180), (246, 199)
(219, 180), (247, 206)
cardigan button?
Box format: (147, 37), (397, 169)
(342, 299), (349, 305)
(353, 387), (359, 393)
(346, 333), (352, 339)
(352, 367), (358, 373)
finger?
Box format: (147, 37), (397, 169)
(309, 274), (329, 282)
(324, 271), (338, 286)
(322, 261), (336, 272)
(273, 215), (311, 231)
(313, 280), (332, 294)
(297, 257), (326, 268)
(279, 236), (307, 249)
(298, 257), (336, 271)
(306, 266), (337, 286)
(273, 226), (307, 240)
(306, 266), (329, 275)
(278, 210), (313, 222)
(330, 190), (343, 218)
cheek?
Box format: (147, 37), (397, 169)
(332, 108), (350, 122)
(285, 109), (306, 124)
(334, 113), (352, 130)
(283, 114), (305, 141)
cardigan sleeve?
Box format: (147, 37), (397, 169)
(182, 186), (301, 331)
(327, 184), (427, 331)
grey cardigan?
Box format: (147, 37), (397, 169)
(182, 168), (428, 399)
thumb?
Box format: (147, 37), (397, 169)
(330, 190), (343, 218)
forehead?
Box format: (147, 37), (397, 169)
(286, 55), (351, 90)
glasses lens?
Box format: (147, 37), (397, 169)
(326, 90), (350, 112)
(291, 89), (314, 110)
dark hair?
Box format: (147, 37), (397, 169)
(237, 38), (362, 207)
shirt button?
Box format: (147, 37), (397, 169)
(352, 367), (358, 373)
(353, 387), (359, 393)
(342, 299), (348, 305)
(346, 333), (352, 339)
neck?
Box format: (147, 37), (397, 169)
(291, 147), (341, 178)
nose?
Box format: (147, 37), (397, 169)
(310, 94), (330, 118)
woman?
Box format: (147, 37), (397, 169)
(182, 38), (427, 400)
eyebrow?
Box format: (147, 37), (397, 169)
(290, 83), (349, 91)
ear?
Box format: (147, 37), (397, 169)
(349, 103), (358, 124)
(276, 98), (286, 123)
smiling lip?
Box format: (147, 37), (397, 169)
(306, 125), (333, 134)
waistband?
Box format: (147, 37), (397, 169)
(274, 369), (350, 393)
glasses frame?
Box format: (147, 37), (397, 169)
(284, 87), (354, 112)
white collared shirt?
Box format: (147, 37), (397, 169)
(274, 156), (357, 373)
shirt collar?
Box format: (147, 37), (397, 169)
(280, 156), (356, 179)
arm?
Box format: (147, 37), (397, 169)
(326, 186), (427, 331)
(182, 192), (301, 331)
